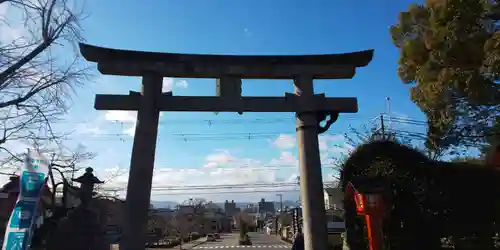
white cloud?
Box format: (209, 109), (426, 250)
(104, 111), (137, 123)
(103, 110), (166, 137)
(287, 173), (299, 183)
(206, 150), (233, 164)
(100, 165), (286, 202)
(271, 134), (296, 150)
(321, 134), (345, 142)
(123, 123), (136, 136)
(268, 151), (298, 167)
(162, 78), (174, 93)
(89, 133), (349, 202)
(176, 80), (188, 88)
(202, 162), (218, 169)
(318, 136), (329, 151)
(103, 111), (137, 136)
(75, 124), (105, 135)
(0, 3), (8, 16)
(0, 4), (27, 44)
(203, 150), (235, 168)
(99, 149), (303, 201)
(162, 78), (189, 93)
(270, 133), (345, 152)
(102, 165), (293, 202)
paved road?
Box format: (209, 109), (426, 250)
(194, 232), (291, 250)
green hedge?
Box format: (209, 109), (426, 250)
(239, 234), (252, 245)
(340, 140), (500, 250)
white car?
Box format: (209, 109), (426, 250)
(206, 234), (216, 242)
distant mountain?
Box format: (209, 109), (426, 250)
(151, 199), (300, 210)
(150, 200), (179, 208)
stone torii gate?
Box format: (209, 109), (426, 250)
(79, 43), (373, 250)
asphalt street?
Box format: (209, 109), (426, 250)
(193, 232), (291, 250)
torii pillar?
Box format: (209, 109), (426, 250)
(79, 43), (373, 250)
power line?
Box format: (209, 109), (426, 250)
(380, 115), (427, 126)
(103, 163), (339, 172)
(69, 118), (427, 142)
(70, 132), (337, 141)
(58, 115), (378, 126)
(100, 189), (303, 196)
(150, 189), (302, 196)
(100, 181), (339, 196)
(101, 181), (336, 192)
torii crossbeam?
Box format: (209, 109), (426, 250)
(79, 43), (373, 250)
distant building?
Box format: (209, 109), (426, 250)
(242, 204), (258, 214)
(177, 205), (195, 214)
(224, 200), (238, 217)
(258, 198), (275, 214)
(233, 211), (258, 228)
(204, 209), (231, 233)
(323, 188), (343, 211)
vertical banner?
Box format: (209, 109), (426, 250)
(2, 149), (49, 250)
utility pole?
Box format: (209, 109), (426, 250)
(276, 194), (283, 212)
(386, 97), (392, 133)
(380, 113), (385, 139)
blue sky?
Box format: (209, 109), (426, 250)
(2, 0), (429, 202)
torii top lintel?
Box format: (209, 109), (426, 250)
(79, 43), (373, 79)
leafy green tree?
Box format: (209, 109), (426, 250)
(390, 0), (500, 154)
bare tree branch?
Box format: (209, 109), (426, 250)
(0, 0), (93, 167)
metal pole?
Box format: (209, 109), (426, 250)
(276, 194), (283, 212)
(294, 75), (329, 250)
(380, 113), (385, 139)
(386, 97), (391, 133)
(120, 73), (162, 250)
(71, 164), (75, 185)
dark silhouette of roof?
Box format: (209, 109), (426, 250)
(0, 176), (19, 193)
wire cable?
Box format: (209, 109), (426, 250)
(149, 189), (302, 196)
(100, 181), (336, 192)
(57, 115), (378, 126)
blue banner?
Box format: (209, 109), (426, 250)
(4, 232), (26, 250)
(19, 172), (45, 199)
(2, 150), (49, 250)
(9, 201), (37, 229)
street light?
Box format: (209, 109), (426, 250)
(276, 194), (283, 213)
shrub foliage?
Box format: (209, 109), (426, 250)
(341, 140), (500, 250)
